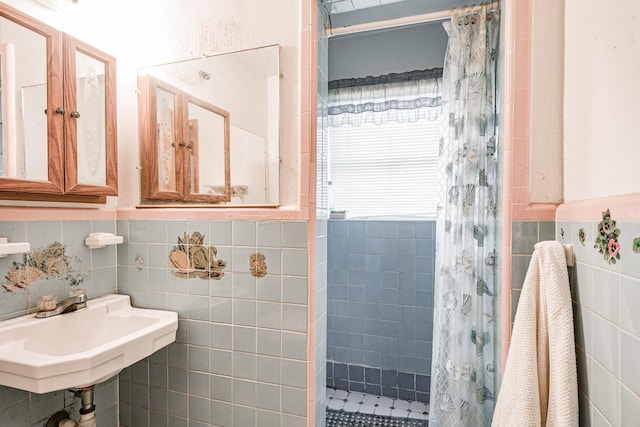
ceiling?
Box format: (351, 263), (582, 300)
(322, 0), (480, 29)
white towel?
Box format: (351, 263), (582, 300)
(492, 241), (578, 427)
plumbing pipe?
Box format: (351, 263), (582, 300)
(78, 412), (96, 427)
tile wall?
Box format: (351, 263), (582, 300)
(314, 1), (330, 425)
(326, 220), (435, 403)
(0, 219), (119, 426)
(116, 219), (310, 427)
(510, 220), (556, 322)
(556, 217), (640, 426)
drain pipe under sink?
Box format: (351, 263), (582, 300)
(46, 385), (97, 427)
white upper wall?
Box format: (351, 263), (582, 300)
(1, 0), (300, 207)
(564, 0), (640, 201)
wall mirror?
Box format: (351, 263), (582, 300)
(0, 14), (50, 182)
(138, 44), (280, 206)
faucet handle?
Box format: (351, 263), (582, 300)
(70, 288), (86, 297)
(37, 295), (57, 312)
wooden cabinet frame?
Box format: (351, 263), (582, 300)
(0, 4), (117, 203)
(138, 75), (230, 204)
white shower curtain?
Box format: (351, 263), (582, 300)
(430, 4), (500, 426)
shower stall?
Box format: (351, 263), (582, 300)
(317, 0), (503, 426)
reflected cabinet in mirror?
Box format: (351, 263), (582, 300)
(138, 45), (280, 206)
(0, 4), (117, 203)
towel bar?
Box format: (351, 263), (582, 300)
(562, 243), (575, 267)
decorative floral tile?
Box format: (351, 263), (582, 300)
(594, 209), (621, 265)
(3, 242), (85, 292)
(168, 232), (226, 279)
(633, 237), (640, 254)
(249, 252), (267, 277)
(578, 228), (586, 246)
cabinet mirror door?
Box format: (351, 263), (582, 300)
(0, 9), (64, 193)
(184, 97), (230, 202)
(64, 35), (117, 196)
(139, 75), (231, 204)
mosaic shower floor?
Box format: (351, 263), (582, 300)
(326, 388), (429, 426)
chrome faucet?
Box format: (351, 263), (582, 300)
(36, 293), (88, 318)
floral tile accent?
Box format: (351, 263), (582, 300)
(134, 253), (145, 271)
(633, 237), (640, 254)
(578, 228), (586, 246)
(169, 232), (226, 280)
(249, 252), (267, 278)
(594, 209), (621, 265)
(3, 242), (85, 292)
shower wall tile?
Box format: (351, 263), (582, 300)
(327, 219), (435, 401)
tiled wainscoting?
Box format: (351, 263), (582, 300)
(327, 220), (435, 403)
(556, 218), (640, 426)
(0, 218), (310, 427)
(0, 219), (119, 426)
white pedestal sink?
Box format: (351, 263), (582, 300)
(0, 294), (177, 394)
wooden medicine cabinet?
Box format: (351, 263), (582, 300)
(0, 5), (117, 203)
(138, 76), (231, 204)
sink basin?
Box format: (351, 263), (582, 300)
(0, 294), (177, 394)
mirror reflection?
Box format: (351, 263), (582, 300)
(138, 44), (280, 205)
(75, 50), (107, 186)
(0, 16), (48, 181)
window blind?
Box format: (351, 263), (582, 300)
(328, 115), (443, 218)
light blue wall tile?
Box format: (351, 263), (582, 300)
(233, 353), (256, 379)
(620, 220), (640, 279)
(348, 221), (364, 238)
(233, 300), (256, 326)
(592, 315), (618, 375)
(128, 220), (147, 243)
(210, 349), (232, 376)
(512, 221), (538, 255)
(397, 222), (415, 239)
(257, 355), (281, 384)
(210, 220), (232, 246)
(415, 222), (434, 239)
(283, 221), (308, 248)
(283, 249), (308, 276)
(621, 331), (640, 396)
(0, 221), (26, 242)
(257, 221), (281, 247)
(233, 273), (256, 300)
(233, 221), (256, 246)
(257, 383), (281, 412)
(62, 220), (91, 246)
(209, 400), (232, 426)
(283, 304), (307, 332)
(282, 360), (307, 388)
(592, 268), (620, 323)
(27, 221), (62, 247)
(282, 276), (307, 304)
(620, 276), (640, 338)
(257, 302), (281, 329)
(233, 403), (256, 425)
(232, 326), (256, 353)
(146, 220), (167, 244)
(591, 360), (619, 426)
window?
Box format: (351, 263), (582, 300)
(328, 115), (443, 218)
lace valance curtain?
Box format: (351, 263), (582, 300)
(328, 68), (443, 126)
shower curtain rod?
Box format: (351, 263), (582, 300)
(326, 1), (498, 37)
